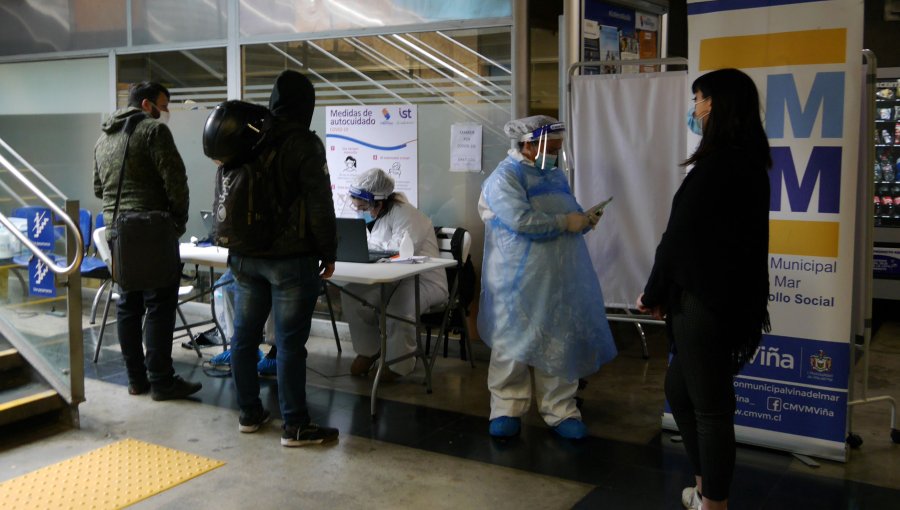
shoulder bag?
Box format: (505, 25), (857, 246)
(107, 114), (181, 291)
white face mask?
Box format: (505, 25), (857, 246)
(149, 101), (170, 124)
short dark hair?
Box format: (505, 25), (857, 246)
(127, 82), (170, 109)
(684, 68), (771, 169)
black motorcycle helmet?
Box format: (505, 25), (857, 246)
(203, 100), (273, 166)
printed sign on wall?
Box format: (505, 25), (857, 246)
(325, 105), (418, 215)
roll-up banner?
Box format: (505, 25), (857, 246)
(671, 0), (864, 461)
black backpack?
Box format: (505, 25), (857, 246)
(211, 148), (281, 252)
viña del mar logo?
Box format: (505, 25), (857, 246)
(809, 350), (833, 373)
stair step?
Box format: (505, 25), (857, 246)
(0, 348), (24, 372)
(0, 382), (62, 427)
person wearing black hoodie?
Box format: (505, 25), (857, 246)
(227, 70), (340, 446)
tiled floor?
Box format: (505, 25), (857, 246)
(2, 298), (899, 509)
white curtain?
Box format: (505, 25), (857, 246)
(571, 72), (688, 309)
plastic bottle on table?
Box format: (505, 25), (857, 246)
(399, 231), (414, 259)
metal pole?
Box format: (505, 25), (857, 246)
(66, 200), (84, 426)
(511, 0), (529, 119)
(847, 49), (899, 444)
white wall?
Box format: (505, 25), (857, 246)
(0, 58), (109, 115)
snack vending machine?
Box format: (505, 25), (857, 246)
(874, 75), (900, 298)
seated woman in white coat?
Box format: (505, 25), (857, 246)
(342, 168), (449, 381)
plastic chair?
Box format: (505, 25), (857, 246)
(91, 226), (201, 362)
(422, 226), (475, 368)
(79, 210), (111, 323)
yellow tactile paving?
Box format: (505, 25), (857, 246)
(0, 438), (224, 510)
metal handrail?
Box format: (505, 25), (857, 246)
(0, 151), (83, 275)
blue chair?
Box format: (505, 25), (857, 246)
(78, 209), (91, 252)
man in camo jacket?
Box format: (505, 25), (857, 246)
(93, 81), (201, 402)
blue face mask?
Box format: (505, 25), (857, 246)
(686, 106), (704, 136)
(358, 210), (375, 224)
(534, 154), (557, 170)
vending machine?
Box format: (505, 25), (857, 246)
(874, 71), (900, 299)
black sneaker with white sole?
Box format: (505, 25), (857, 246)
(238, 408), (271, 433)
(281, 423), (339, 447)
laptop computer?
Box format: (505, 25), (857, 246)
(335, 217), (398, 263)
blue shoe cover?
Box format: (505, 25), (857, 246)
(210, 350), (232, 366)
(489, 416), (521, 438)
(553, 418), (587, 439)
(211, 349), (263, 367)
(257, 357), (277, 376)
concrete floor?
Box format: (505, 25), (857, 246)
(1, 294), (899, 509)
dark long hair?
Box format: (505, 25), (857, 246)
(683, 68), (772, 170)
(685, 69), (772, 373)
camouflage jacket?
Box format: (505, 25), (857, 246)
(93, 107), (189, 236)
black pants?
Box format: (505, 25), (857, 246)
(665, 291), (736, 501)
(117, 284), (179, 384)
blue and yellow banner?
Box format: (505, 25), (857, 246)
(675, 0), (863, 461)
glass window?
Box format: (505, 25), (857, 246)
(243, 27), (511, 113)
(131, 0), (228, 45)
(240, 0), (511, 38)
(0, 0), (126, 57)
(116, 48), (227, 109)
(243, 26), (512, 251)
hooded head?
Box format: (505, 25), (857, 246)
(268, 70), (315, 129)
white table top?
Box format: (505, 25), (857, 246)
(179, 243), (454, 284)
(180, 243), (228, 268)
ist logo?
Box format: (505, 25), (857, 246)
(399, 107), (413, 119)
(809, 350), (832, 373)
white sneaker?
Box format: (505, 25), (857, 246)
(681, 486), (702, 509)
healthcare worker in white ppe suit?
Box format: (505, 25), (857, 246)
(342, 168), (449, 381)
(478, 115), (617, 440)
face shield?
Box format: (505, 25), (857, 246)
(339, 186), (389, 220)
(521, 122), (569, 172)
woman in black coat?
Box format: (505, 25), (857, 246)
(637, 68), (771, 510)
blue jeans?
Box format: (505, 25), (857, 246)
(229, 254), (321, 427)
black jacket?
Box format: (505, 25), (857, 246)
(234, 71), (337, 261)
(642, 149), (770, 368)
